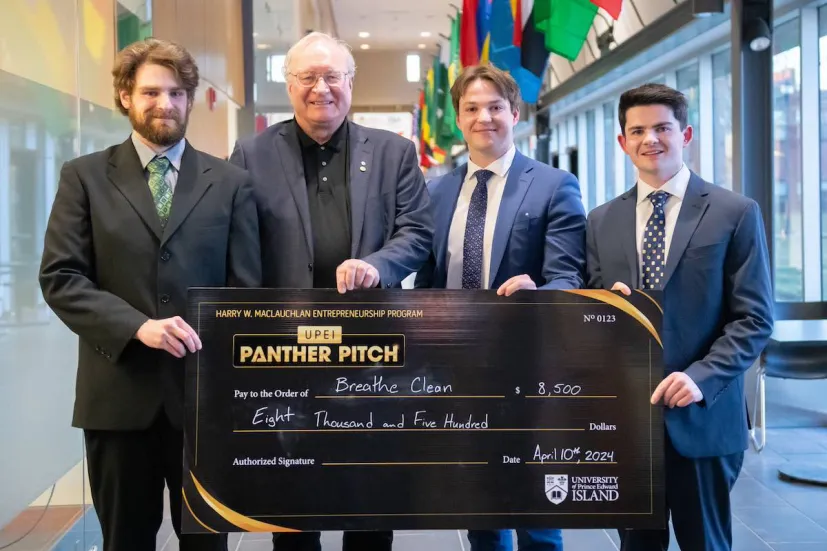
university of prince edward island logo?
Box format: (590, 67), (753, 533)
(545, 474), (568, 505)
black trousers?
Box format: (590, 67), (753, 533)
(618, 433), (744, 551)
(272, 530), (393, 551)
(85, 413), (228, 551)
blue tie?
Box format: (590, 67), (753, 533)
(462, 169), (494, 289)
(641, 190), (670, 290)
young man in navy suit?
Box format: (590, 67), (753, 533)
(586, 83), (773, 551)
(416, 64), (587, 551)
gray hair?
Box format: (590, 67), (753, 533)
(282, 32), (357, 78)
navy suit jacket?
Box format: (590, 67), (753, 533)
(586, 172), (773, 458)
(230, 119), (433, 288)
(415, 151), (585, 290)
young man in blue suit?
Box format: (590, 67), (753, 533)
(416, 64), (586, 551)
(586, 83), (773, 551)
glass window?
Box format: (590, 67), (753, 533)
(677, 62), (701, 174)
(712, 49), (733, 189)
(586, 110), (596, 210)
(603, 102), (617, 201)
(773, 18), (803, 302)
(819, 6), (827, 299)
(625, 156), (636, 189)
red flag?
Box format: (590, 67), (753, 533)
(590, 0), (622, 20)
(512, 0), (523, 47)
(460, 0), (480, 66)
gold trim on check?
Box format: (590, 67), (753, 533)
(564, 289), (662, 348)
(190, 472), (300, 533)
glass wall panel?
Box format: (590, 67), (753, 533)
(712, 49), (733, 189)
(1, 0), (130, 548)
(603, 102), (617, 200)
(677, 62), (701, 174)
(773, 18), (803, 302)
(819, 6), (827, 299)
(586, 109), (596, 210)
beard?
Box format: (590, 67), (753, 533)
(130, 108), (189, 147)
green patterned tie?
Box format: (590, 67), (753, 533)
(147, 156), (172, 225)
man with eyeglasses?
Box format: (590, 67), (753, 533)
(230, 31), (433, 551)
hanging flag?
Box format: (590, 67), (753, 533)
(440, 16), (463, 147)
(539, 0), (597, 61)
(434, 41), (450, 145)
(422, 67), (434, 150)
(590, 0), (622, 20)
(489, 0), (520, 70)
(460, 0), (480, 66)
(512, 0), (550, 103)
(477, 0), (493, 63)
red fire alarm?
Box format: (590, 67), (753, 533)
(206, 87), (216, 111)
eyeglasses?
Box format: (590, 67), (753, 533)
(288, 71), (351, 88)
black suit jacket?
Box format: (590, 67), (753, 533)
(230, 119), (433, 288)
(39, 138), (262, 431)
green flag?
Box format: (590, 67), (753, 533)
(536, 0), (596, 61)
(440, 15), (463, 147)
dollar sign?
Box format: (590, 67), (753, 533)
(515, 386), (521, 395)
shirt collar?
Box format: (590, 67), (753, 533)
(295, 118), (348, 152)
(131, 131), (185, 171)
(636, 163), (690, 205)
(466, 144), (517, 182)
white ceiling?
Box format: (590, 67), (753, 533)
(331, 0), (454, 52)
(253, 0), (296, 52)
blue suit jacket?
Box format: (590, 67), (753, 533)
(415, 151), (586, 290)
(230, 119), (433, 288)
(586, 172), (773, 458)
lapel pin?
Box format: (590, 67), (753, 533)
(360, 166), (367, 172)
(361, 160), (366, 165)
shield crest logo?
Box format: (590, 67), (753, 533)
(545, 474), (568, 505)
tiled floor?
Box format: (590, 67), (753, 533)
(150, 426), (827, 551)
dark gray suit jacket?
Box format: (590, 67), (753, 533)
(39, 138), (262, 431)
(230, 119), (433, 288)
(586, 172), (773, 457)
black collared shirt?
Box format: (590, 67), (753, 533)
(296, 119), (352, 288)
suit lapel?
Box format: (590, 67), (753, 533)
(662, 173), (710, 287)
(434, 165), (467, 278)
(275, 124), (313, 258)
(348, 123), (374, 257)
(616, 187), (640, 288)
(488, 152), (532, 288)
(161, 144), (213, 245)
(107, 138), (163, 241)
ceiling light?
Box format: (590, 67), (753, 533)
(420, 31), (431, 38)
(406, 54), (420, 83)
(256, 44), (270, 50)
(418, 44), (426, 49)
(358, 31), (370, 38)
(253, 32), (259, 38)
(360, 44), (370, 50)
(745, 17), (772, 52)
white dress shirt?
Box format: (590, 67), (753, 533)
(635, 164), (691, 274)
(446, 145), (517, 289)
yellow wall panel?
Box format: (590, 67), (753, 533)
(0, 0), (78, 98)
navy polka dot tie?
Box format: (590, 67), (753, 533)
(462, 169), (494, 289)
(641, 191), (670, 290)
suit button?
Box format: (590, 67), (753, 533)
(308, 263), (313, 272)
(160, 294), (170, 304)
(160, 250), (171, 262)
